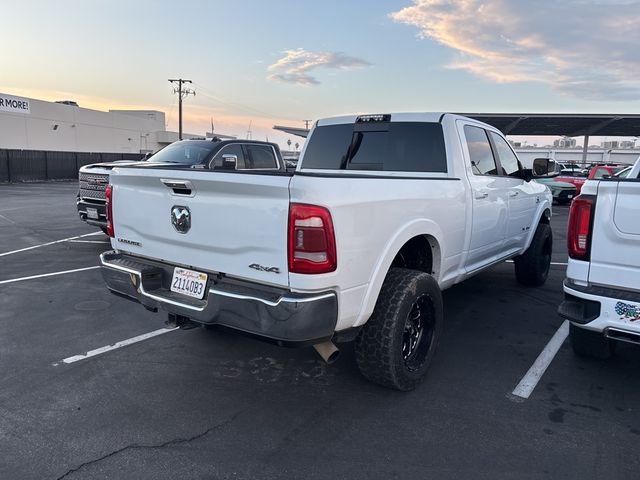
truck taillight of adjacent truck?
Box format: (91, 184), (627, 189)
(567, 195), (595, 260)
(105, 185), (115, 238)
(288, 203), (337, 274)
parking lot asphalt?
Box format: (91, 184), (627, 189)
(1, 181), (638, 480)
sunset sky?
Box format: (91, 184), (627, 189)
(2, 0), (639, 147)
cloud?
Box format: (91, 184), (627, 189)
(390, 0), (640, 101)
(268, 48), (371, 86)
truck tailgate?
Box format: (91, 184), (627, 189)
(109, 168), (292, 288)
(589, 181), (640, 291)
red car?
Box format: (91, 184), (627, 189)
(556, 165), (627, 194)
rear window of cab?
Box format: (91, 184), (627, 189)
(301, 122), (447, 173)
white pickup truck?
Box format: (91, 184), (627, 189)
(559, 158), (640, 358)
(100, 113), (554, 390)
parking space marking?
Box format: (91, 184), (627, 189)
(57, 328), (178, 365)
(511, 320), (569, 400)
(0, 266), (100, 285)
(0, 232), (102, 257)
(0, 213), (17, 225)
(68, 239), (111, 244)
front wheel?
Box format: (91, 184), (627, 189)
(355, 268), (444, 391)
(514, 222), (552, 287)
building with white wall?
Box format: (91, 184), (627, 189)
(0, 92), (198, 153)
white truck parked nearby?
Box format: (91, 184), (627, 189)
(100, 113), (554, 390)
(559, 157), (640, 357)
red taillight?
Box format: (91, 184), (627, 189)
(567, 195), (594, 260)
(288, 204), (336, 274)
(105, 185), (114, 238)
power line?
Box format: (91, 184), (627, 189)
(193, 82), (278, 119)
(168, 78), (195, 140)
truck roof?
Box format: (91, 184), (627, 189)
(316, 112), (471, 127)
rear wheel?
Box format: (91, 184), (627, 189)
(570, 323), (615, 359)
(514, 222), (552, 287)
(355, 268), (443, 391)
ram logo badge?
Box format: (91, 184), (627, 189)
(171, 206), (191, 234)
(249, 264), (281, 274)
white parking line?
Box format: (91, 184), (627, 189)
(57, 328), (178, 365)
(0, 213), (16, 225)
(68, 240), (111, 244)
(0, 232), (102, 257)
(0, 266), (100, 285)
(511, 321), (569, 400)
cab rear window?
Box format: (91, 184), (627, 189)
(301, 122), (447, 173)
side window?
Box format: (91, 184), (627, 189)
(489, 132), (521, 176)
(244, 144), (278, 169)
(591, 167), (609, 179)
(210, 144), (246, 169)
(464, 125), (498, 175)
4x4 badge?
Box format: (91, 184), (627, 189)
(249, 264), (280, 274)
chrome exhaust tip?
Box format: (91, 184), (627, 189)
(313, 341), (340, 364)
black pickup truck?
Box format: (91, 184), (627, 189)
(77, 138), (285, 232)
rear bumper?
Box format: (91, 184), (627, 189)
(100, 251), (338, 346)
(77, 197), (107, 228)
(559, 280), (640, 336)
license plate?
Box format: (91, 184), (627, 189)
(86, 207), (99, 220)
(170, 267), (208, 300)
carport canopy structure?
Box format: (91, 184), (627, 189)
(459, 113), (640, 137)
(274, 113), (640, 162)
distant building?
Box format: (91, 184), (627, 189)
(601, 140), (619, 149)
(553, 136), (577, 148)
(0, 92), (211, 154)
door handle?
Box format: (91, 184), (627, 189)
(161, 179), (193, 189)
(161, 178), (194, 196)
(509, 191), (519, 197)
(474, 191), (489, 199)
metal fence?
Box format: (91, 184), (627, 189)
(0, 149), (145, 183)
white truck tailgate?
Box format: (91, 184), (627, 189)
(109, 167), (291, 287)
(589, 181), (640, 291)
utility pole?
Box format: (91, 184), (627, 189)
(303, 119), (312, 130)
(168, 79), (195, 140)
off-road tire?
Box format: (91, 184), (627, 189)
(570, 323), (615, 359)
(514, 222), (552, 287)
(355, 268), (443, 391)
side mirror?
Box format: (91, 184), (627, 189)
(532, 158), (558, 178)
(220, 154), (238, 170)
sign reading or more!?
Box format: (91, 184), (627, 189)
(0, 94), (30, 114)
